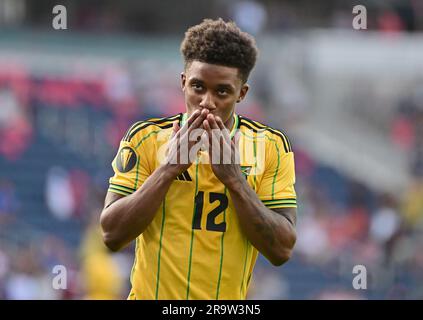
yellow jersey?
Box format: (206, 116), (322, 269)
(108, 112), (297, 300)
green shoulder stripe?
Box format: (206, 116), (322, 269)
(124, 114), (181, 142)
(239, 116), (292, 153)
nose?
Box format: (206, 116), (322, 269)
(199, 92), (216, 111)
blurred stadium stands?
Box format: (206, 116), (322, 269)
(1, 0), (423, 299)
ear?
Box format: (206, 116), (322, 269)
(237, 84), (249, 103)
(181, 72), (186, 91)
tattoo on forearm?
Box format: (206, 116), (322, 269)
(253, 213), (277, 246)
(252, 209), (296, 246)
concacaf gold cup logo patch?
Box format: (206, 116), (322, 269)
(116, 147), (137, 173)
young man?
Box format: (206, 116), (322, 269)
(100, 18), (297, 300)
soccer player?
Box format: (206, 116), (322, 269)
(100, 18), (297, 300)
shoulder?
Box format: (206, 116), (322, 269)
(238, 115), (293, 154)
(123, 113), (182, 144)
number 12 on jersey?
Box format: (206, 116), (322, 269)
(192, 191), (228, 232)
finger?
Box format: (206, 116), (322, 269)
(209, 120), (226, 164)
(179, 109), (201, 136)
(203, 119), (213, 147)
(176, 110), (207, 166)
(188, 108), (209, 133)
(167, 122), (179, 156)
(220, 132), (225, 164)
(205, 115), (219, 160)
(203, 119), (215, 159)
(215, 116), (225, 130)
(168, 125), (179, 153)
(213, 116), (231, 161)
(215, 116), (231, 142)
(183, 110), (208, 155)
(206, 114), (219, 130)
(171, 121), (180, 139)
(187, 109), (201, 125)
(203, 118), (211, 134)
(209, 115), (230, 154)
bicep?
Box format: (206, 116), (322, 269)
(271, 207), (297, 227)
(104, 191), (126, 209)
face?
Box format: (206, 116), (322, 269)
(181, 61), (249, 125)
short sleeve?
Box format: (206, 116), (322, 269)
(257, 137), (297, 209)
(108, 138), (150, 197)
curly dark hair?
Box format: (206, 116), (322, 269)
(180, 18), (258, 83)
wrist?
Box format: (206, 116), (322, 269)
(157, 164), (180, 181)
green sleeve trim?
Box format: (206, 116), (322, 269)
(110, 183), (136, 193)
(262, 198), (297, 209)
(108, 187), (131, 196)
(266, 204), (297, 209)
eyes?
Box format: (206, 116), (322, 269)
(217, 89), (229, 96)
(191, 83), (204, 91)
(190, 83), (230, 97)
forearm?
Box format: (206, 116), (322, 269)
(100, 165), (176, 251)
(227, 175), (296, 266)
